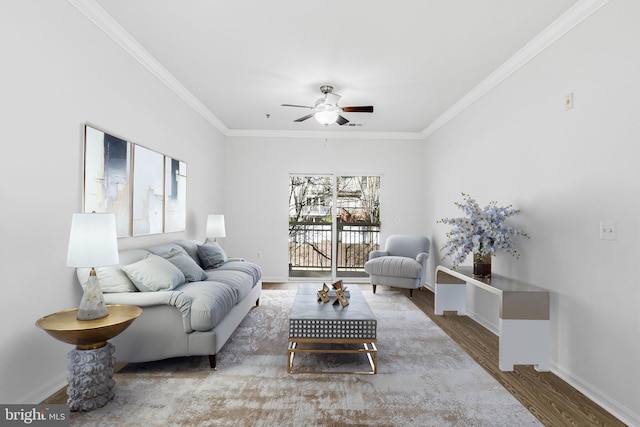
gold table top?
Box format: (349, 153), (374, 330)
(36, 304), (143, 350)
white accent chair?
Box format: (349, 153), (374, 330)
(364, 235), (430, 297)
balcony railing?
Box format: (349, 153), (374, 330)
(288, 221), (380, 277)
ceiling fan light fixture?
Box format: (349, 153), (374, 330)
(314, 102), (340, 125)
(282, 85), (373, 126)
(315, 109), (339, 125)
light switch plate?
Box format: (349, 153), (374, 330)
(565, 92), (574, 111)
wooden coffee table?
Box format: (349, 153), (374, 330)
(287, 284), (377, 374)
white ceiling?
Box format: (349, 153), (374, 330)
(87, 0), (583, 138)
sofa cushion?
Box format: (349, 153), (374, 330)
(122, 254), (185, 292)
(203, 261), (261, 302)
(175, 281), (238, 331)
(197, 243), (228, 269)
(162, 249), (207, 282)
(76, 266), (137, 293)
(118, 248), (154, 265)
(146, 243), (188, 258)
(364, 256), (422, 279)
(174, 240), (204, 266)
(103, 290), (194, 333)
(216, 260), (262, 283)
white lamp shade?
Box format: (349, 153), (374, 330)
(206, 214), (226, 238)
(66, 213), (119, 268)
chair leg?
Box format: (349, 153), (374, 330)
(372, 284), (377, 294)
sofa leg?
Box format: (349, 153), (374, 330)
(256, 297), (260, 306)
(209, 354), (217, 370)
(409, 289), (414, 298)
(372, 284), (377, 294)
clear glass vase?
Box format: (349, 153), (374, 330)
(473, 252), (492, 278)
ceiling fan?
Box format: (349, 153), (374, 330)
(281, 85), (374, 126)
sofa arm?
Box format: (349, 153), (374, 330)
(368, 250), (389, 260)
(416, 252), (429, 266)
(103, 290), (194, 333)
(416, 252), (429, 285)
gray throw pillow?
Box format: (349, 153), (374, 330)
(197, 243), (228, 269)
(162, 249), (207, 282)
(122, 254), (185, 292)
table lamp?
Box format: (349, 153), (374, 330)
(206, 214), (226, 242)
(66, 213), (119, 320)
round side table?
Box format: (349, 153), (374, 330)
(36, 304), (142, 412)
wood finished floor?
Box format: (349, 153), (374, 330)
(264, 282), (626, 427)
(43, 282), (626, 426)
(408, 286), (625, 427)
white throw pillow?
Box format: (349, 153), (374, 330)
(122, 254), (185, 292)
(76, 266), (137, 293)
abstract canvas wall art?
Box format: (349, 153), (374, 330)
(82, 124), (187, 237)
(164, 157), (187, 233)
(132, 145), (164, 236)
(84, 126), (131, 237)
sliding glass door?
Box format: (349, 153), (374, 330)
(288, 175), (380, 279)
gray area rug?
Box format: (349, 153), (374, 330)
(70, 288), (542, 426)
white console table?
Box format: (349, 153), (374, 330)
(434, 266), (550, 372)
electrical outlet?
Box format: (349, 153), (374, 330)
(600, 220), (616, 240)
(565, 92), (574, 111)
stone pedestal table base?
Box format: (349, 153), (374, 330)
(66, 342), (116, 411)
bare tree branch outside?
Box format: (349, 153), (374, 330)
(289, 175), (380, 278)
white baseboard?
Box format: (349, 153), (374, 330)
(18, 370), (67, 404)
(549, 362), (639, 426)
(423, 281), (499, 334)
(424, 284), (637, 424)
(24, 287), (638, 425)
(261, 276), (289, 283)
(467, 309), (499, 336)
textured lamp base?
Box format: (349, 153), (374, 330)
(67, 342), (116, 411)
(77, 272), (108, 320)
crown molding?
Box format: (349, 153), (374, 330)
(226, 129), (426, 141)
(68, 0), (229, 135)
(422, 0), (610, 138)
(69, 0), (608, 142)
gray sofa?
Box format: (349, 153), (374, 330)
(76, 239), (262, 369)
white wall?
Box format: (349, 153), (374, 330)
(0, 1), (224, 404)
(223, 136), (425, 281)
(423, 1), (640, 423)
(4, 1), (638, 424)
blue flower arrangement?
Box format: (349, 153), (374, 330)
(438, 193), (528, 268)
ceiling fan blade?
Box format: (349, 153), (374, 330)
(281, 104), (315, 109)
(336, 115), (349, 126)
(341, 106), (374, 113)
(294, 113), (315, 122)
